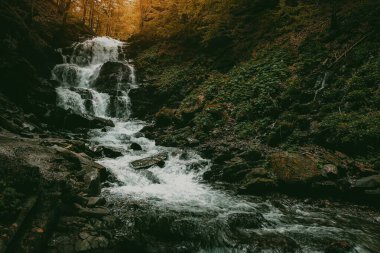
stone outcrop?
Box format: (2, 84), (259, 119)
(47, 107), (115, 130)
(93, 62), (131, 93)
(0, 131), (114, 253)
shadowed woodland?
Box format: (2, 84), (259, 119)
(1, 0), (380, 252)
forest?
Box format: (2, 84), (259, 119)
(1, 0), (380, 252)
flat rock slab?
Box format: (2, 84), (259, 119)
(78, 206), (110, 218)
(353, 174), (380, 189)
(130, 152), (168, 170)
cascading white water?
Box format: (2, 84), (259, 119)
(56, 87), (87, 114)
(90, 121), (254, 213)
(53, 37), (380, 253)
(90, 90), (111, 117)
(70, 37), (121, 66)
(53, 37), (133, 118)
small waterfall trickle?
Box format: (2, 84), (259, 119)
(90, 90), (111, 117)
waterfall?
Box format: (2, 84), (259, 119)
(53, 37), (134, 119)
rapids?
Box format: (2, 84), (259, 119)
(53, 37), (380, 253)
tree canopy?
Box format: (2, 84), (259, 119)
(61, 0), (278, 41)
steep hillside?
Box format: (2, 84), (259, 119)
(0, 0), (93, 112)
(130, 0), (380, 202)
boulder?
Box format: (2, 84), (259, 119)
(75, 239), (91, 252)
(256, 233), (300, 253)
(322, 164), (339, 178)
(88, 116), (115, 129)
(185, 160), (209, 172)
(93, 62), (131, 93)
(270, 152), (322, 185)
(186, 137), (200, 147)
(130, 142), (142, 151)
(48, 108), (115, 129)
(352, 174), (380, 189)
(89, 146), (123, 158)
(0, 116), (23, 133)
(84, 170), (101, 195)
(76, 204), (110, 217)
(247, 167), (269, 178)
(324, 240), (353, 253)
(86, 197), (106, 207)
(239, 178), (277, 194)
(130, 152), (168, 170)
(133, 132), (145, 138)
(129, 85), (163, 118)
(103, 146), (124, 158)
(139, 170), (160, 184)
(227, 212), (266, 229)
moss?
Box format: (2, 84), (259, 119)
(155, 108), (180, 127)
(297, 38), (328, 75)
(178, 47), (292, 134)
(316, 112), (380, 154)
(132, 0), (380, 160)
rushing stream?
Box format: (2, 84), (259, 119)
(53, 37), (380, 253)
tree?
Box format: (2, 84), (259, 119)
(82, 0), (89, 24)
(61, 0), (73, 27)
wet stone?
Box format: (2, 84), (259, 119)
(79, 231), (91, 240)
(75, 239), (91, 252)
(87, 197), (106, 207)
(130, 142), (142, 151)
(322, 164), (339, 178)
(353, 174), (380, 189)
(130, 152), (168, 170)
(139, 170), (160, 184)
(324, 240), (353, 253)
(84, 170), (101, 195)
(101, 146), (124, 158)
(89, 236), (109, 249)
(77, 205), (110, 217)
(133, 132), (144, 138)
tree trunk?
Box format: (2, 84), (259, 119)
(62, 0), (72, 27)
(89, 0), (95, 29)
(95, 17), (101, 33)
(139, 0), (144, 31)
(82, 0), (89, 24)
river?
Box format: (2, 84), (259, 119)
(52, 37), (380, 253)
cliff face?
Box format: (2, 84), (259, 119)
(129, 0), (380, 201)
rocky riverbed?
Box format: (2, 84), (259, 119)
(2, 36), (380, 253)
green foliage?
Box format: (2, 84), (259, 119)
(316, 112), (380, 154)
(179, 48), (292, 138)
(141, 0), (279, 46)
(135, 0), (380, 157)
(348, 58), (380, 88)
